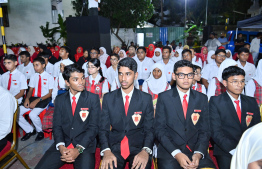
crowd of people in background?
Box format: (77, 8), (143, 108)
(0, 31), (262, 169)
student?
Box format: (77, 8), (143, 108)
(127, 45), (137, 58)
(192, 65), (207, 94)
(133, 47), (154, 89)
(152, 48), (162, 63)
(38, 52), (54, 76)
(118, 49), (127, 60)
(28, 46), (38, 62)
(110, 75), (139, 92)
(225, 49), (232, 59)
(233, 43), (255, 64)
(53, 46), (74, 80)
(74, 46), (83, 62)
(171, 49), (182, 63)
(207, 59), (237, 100)
(157, 46), (175, 84)
(18, 57), (54, 141)
(85, 58), (109, 100)
(175, 42), (183, 50)
(182, 49), (202, 68)
(17, 51), (35, 81)
(209, 66), (261, 169)
(53, 46), (60, 60)
(202, 49), (226, 89)
(190, 48), (203, 68)
(146, 44), (155, 58)
(245, 59), (262, 105)
(77, 49), (90, 67)
(1, 55), (27, 105)
(250, 32), (262, 65)
(82, 48), (107, 78)
(105, 54), (119, 86)
(236, 47), (256, 84)
(142, 63), (170, 110)
(99, 47), (110, 65)
(99, 57), (154, 169)
(0, 86), (17, 152)
(36, 64), (100, 169)
(206, 50), (215, 65)
(155, 60), (215, 169)
(17, 47), (26, 65)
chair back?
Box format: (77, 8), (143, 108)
(11, 100), (19, 150)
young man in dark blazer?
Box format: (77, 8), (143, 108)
(210, 66), (261, 169)
(100, 57), (154, 169)
(155, 60), (215, 169)
(36, 64), (100, 169)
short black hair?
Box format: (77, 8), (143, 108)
(179, 42), (182, 44)
(173, 60), (194, 73)
(238, 47), (249, 55)
(38, 52), (49, 58)
(163, 46), (171, 53)
(238, 33), (243, 36)
(33, 57), (46, 66)
(4, 54), (17, 62)
(90, 47), (99, 54)
(19, 51), (30, 58)
(182, 49), (192, 55)
(215, 49), (226, 55)
(110, 54), (120, 60)
(137, 47), (146, 53)
(62, 63), (84, 82)
(117, 57), (137, 73)
(60, 46), (71, 54)
(257, 32), (262, 37)
(222, 66), (245, 81)
(128, 45), (136, 50)
(193, 65), (202, 72)
(190, 47), (195, 51)
(243, 43), (250, 47)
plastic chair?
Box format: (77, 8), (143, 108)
(0, 101), (30, 169)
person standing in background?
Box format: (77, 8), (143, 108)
(250, 32), (262, 65)
(88, 0), (100, 16)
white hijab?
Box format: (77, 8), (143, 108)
(99, 47), (109, 65)
(215, 59), (237, 83)
(168, 45), (175, 57)
(7, 48), (14, 55)
(28, 46), (35, 56)
(172, 49), (182, 63)
(225, 49), (232, 59)
(118, 49), (127, 60)
(252, 59), (262, 86)
(231, 122), (262, 169)
(145, 63), (168, 94)
(207, 50), (215, 64)
(152, 48), (162, 63)
(58, 60), (73, 89)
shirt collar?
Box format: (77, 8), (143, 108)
(121, 87), (134, 100)
(69, 90), (81, 103)
(89, 74), (102, 84)
(38, 71), (46, 77)
(226, 91), (241, 102)
(176, 86), (190, 100)
(237, 60), (246, 68)
(9, 68), (18, 74)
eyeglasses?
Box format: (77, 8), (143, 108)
(194, 72), (202, 76)
(90, 52), (97, 55)
(217, 54), (226, 58)
(110, 59), (118, 62)
(175, 73), (194, 79)
(227, 80), (245, 86)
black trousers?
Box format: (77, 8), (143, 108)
(35, 143), (95, 169)
(157, 154), (215, 169)
(215, 155), (232, 169)
(89, 8), (98, 16)
(108, 152), (152, 169)
(0, 137), (7, 152)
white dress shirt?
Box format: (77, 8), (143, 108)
(192, 82), (206, 95)
(205, 38), (222, 52)
(29, 71), (54, 97)
(134, 57), (154, 80)
(245, 79), (256, 97)
(202, 62), (219, 83)
(17, 62), (35, 80)
(0, 86), (17, 140)
(45, 62), (54, 76)
(250, 37), (261, 53)
(157, 59), (175, 82)
(237, 60), (256, 84)
(105, 66), (118, 85)
(0, 69), (27, 104)
(192, 56), (203, 69)
(53, 58), (74, 78)
(88, 74), (109, 94)
(88, 0), (100, 9)
(175, 46), (183, 50)
(82, 61), (107, 78)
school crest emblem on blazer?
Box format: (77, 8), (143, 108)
(80, 108), (89, 122)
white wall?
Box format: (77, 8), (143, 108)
(0, 0), (74, 46)
(111, 28), (136, 49)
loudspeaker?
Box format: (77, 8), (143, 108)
(66, 16), (111, 59)
(202, 26), (213, 44)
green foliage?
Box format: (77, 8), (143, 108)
(71, 0), (88, 16)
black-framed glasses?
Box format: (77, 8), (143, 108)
(175, 73), (194, 79)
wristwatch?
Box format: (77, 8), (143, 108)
(76, 145), (84, 154)
(142, 147), (151, 155)
(39, 98), (43, 101)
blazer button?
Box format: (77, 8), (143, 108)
(124, 130), (127, 133)
(185, 128), (187, 131)
(71, 128), (74, 130)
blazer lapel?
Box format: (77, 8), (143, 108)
(116, 89), (125, 122)
(186, 89), (196, 123)
(74, 91), (88, 122)
(240, 95), (248, 130)
(172, 88), (186, 124)
(65, 92), (73, 124)
(224, 93), (241, 127)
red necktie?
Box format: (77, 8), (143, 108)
(182, 94), (188, 119)
(121, 95), (130, 159)
(234, 100), (241, 123)
(90, 80), (95, 93)
(67, 96), (76, 149)
(37, 75), (42, 97)
(192, 86), (196, 90)
(7, 74), (12, 90)
(72, 96), (76, 116)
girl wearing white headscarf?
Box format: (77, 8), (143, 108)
(152, 48), (162, 63)
(225, 49), (232, 59)
(99, 47), (110, 65)
(230, 122), (262, 169)
(28, 46), (38, 62)
(207, 59), (238, 100)
(206, 50), (216, 66)
(118, 49), (127, 60)
(7, 48), (14, 55)
(18, 47), (26, 65)
(246, 59), (262, 105)
(171, 49), (182, 63)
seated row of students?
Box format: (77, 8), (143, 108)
(34, 59), (260, 169)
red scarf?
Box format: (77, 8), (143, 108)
(146, 44), (155, 58)
(53, 46), (60, 59)
(195, 47), (208, 64)
(74, 47), (83, 62)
